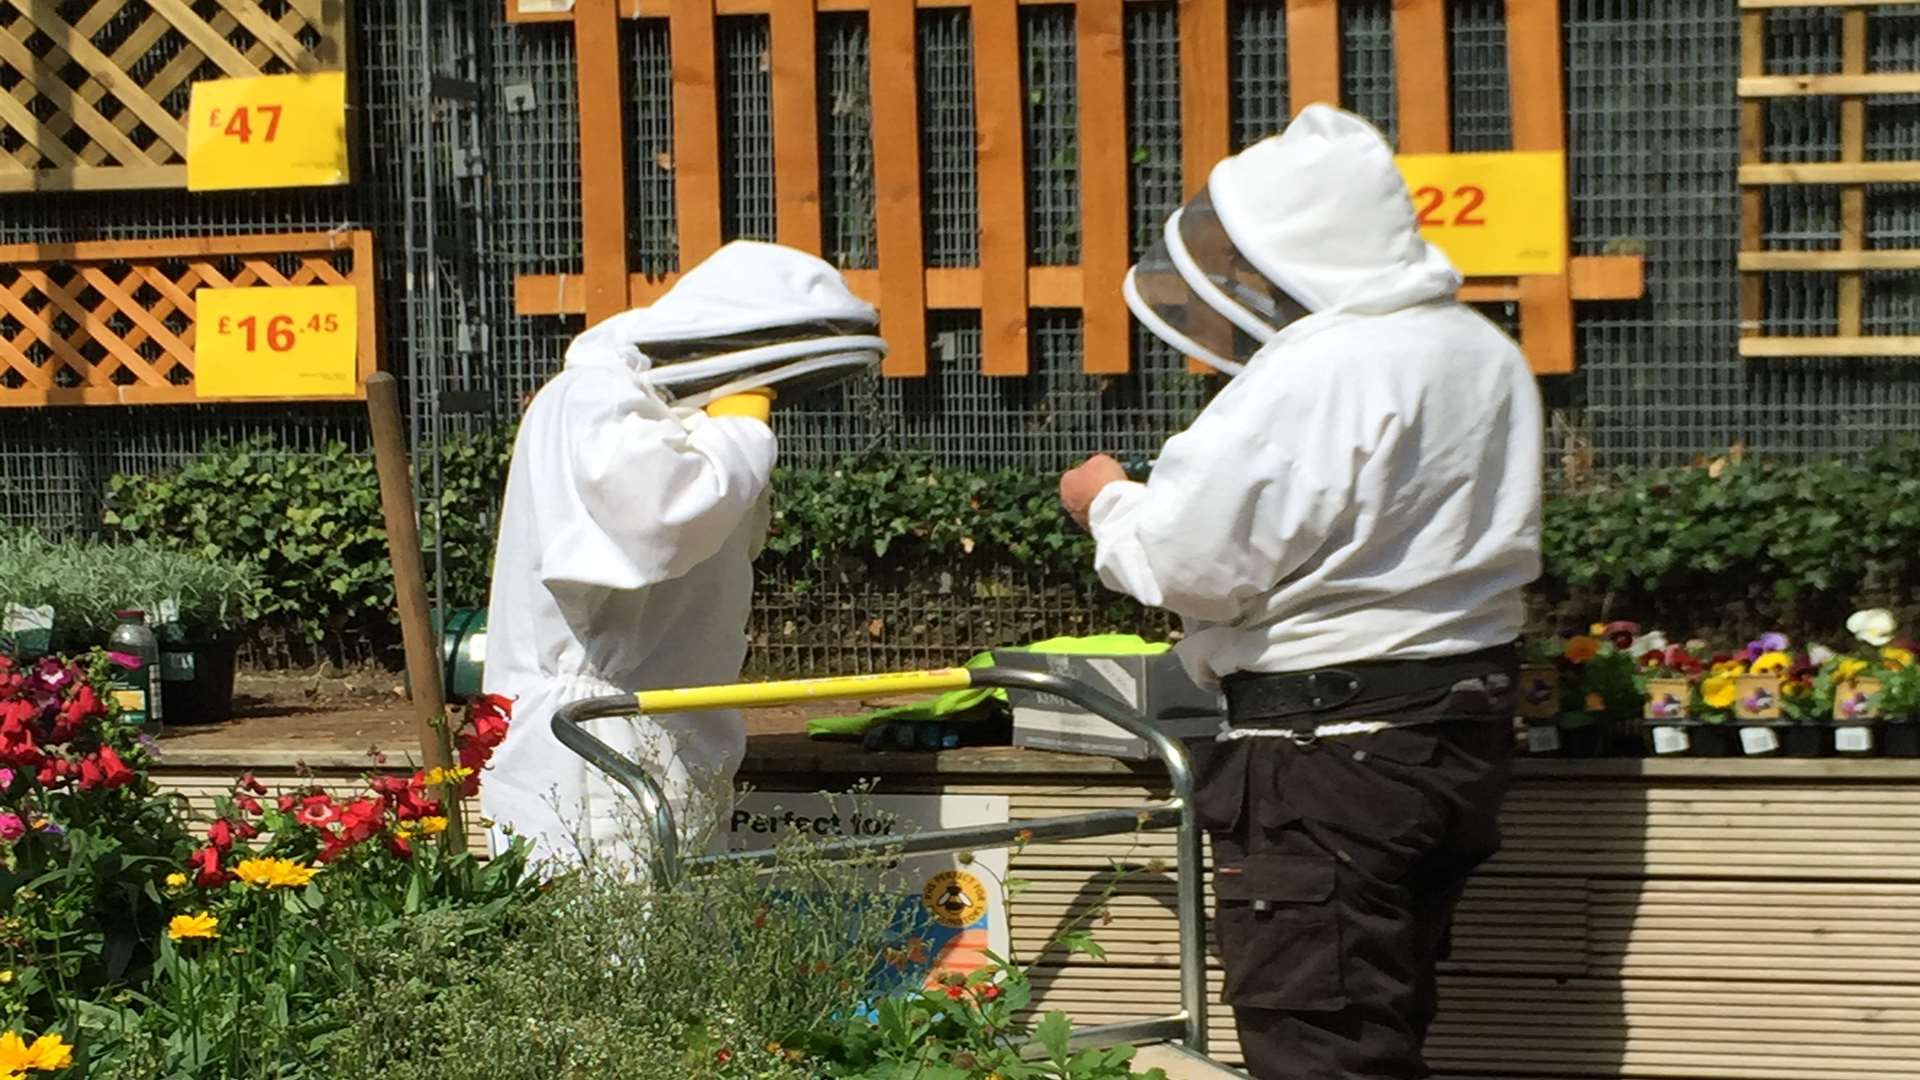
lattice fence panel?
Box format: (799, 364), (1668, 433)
(0, 231), (375, 407)
(0, 0), (351, 192)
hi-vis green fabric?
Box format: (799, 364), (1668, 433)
(804, 634), (1170, 738)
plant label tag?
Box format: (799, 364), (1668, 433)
(1836, 726), (1875, 754)
(1644, 678), (1691, 720)
(1526, 725), (1561, 754)
(1734, 675), (1785, 721)
(1652, 726), (1689, 755)
(1517, 667), (1560, 719)
(1741, 726), (1780, 755)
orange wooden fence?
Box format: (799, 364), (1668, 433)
(508, 0), (1646, 377)
(0, 231), (377, 407)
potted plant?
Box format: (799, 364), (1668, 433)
(1638, 640), (1714, 756)
(1839, 609), (1916, 757)
(0, 531), (255, 723)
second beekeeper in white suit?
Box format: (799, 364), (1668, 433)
(480, 241), (886, 872)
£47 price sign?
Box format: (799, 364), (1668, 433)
(208, 103), (284, 145)
(195, 286), (360, 400)
(1393, 151), (1568, 277)
(187, 72), (349, 191)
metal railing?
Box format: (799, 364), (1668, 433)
(551, 664), (1210, 1056)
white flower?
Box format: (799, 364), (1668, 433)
(1807, 643), (1838, 666)
(1629, 631), (1669, 658)
(1848, 609), (1899, 648)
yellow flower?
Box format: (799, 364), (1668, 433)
(1563, 637), (1602, 664)
(0, 970), (11, 985)
(420, 767), (474, 788)
(1751, 651), (1793, 676)
(1711, 660), (1748, 677)
(1589, 623), (1608, 636)
(1702, 675), (1737, 710)
(1584, 692), (1606, 712)
(165, 872), (187, 889)
(1883, 647), (1915, 671)
(168, 912), (219, 941)
(234, 858), (318, 890)
(417, 816), (449, 837)
(0, 1030), (73, 1073)
(1836, 658), (1870, 682)
(1783, 679), (1810, 699)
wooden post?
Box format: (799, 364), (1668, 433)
(1287, 0), (1342, 113)
(1076, 0), (1131, 374)
(974, 0), (1031, 376)
(1506, 0), (1577, 375)
(366, 372), (466, 851)
(671, 0), (725, 265)
(870, 0), (929, 376)
(575, 0), (632, 322)
(1838, 8), (1867, 338)
(770, 0), (824, 253)
(1179, 0), (1229, 374)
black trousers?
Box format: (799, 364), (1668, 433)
(1190, 695), (1513, 1079)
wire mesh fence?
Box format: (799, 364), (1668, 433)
(3, 0), (1919, 672)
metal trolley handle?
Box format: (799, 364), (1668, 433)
(552, 666), (1210, 1057)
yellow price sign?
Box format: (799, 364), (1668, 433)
(1393, 151), (1567, 277)
(194, 286), (359, 399)
(187, 72), (350, 191)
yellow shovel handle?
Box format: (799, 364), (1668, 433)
(634, 667), (975, 713)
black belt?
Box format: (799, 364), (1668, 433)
(1221, 643), (1519, 729)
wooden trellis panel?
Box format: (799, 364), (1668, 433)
(1738, 0), (1920, 359)
(0, 231), (376, 407)
(509, 0), (1645, 377)
(0, 0), (351, 193)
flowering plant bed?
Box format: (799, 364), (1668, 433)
(3, 655), (1169, 1079)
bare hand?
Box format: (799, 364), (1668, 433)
(1059, 454), (1129, 531)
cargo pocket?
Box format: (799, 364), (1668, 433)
(1186, 738), (1248, 835)
(1212, 853), (1347, 1012)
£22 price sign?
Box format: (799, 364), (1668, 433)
(1392, 151), (1567, 277)
(194, 286), (359, 399)
(187, 72), (350, 191)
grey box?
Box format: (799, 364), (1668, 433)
(994, 649), (1224, 760)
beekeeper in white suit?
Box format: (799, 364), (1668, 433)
(1059, 105), (1542, 1079)
(482, 241), (885, 872)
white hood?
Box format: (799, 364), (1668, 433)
(1207, 104), (1462, 315)
(562, 240), (879, 375)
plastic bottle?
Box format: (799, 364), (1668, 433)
(108, 610), (164, 728)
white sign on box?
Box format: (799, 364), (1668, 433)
(727, 791), (1010, 988)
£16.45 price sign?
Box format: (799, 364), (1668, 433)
(194, 286), (360, 400)
(187, 72), (350, 191)
(1392, 151), (1568, 278)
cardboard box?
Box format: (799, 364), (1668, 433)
(994, 649), (1223, 760)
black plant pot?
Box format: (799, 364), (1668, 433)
(1780, 724), (1831, 759)
(1885, 722), (1920, 759)
(1690, 723), (1743, 758)
(158, 638), (240, 724)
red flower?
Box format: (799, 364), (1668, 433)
(714, 1050), (733, 1065)
(979, 985), (1001, 1000)
(77, 754), (106, 792)
(386, 832), (414, 860)
(296, 795), (340, 829)
(278, 793), (300, 814)
(207, 818), (236, 851)
(236, 795), (263, 816)
(237, 821), (260, 841)
(337, 797), (387, 844)
(240, 773), (269, 795)
(189, 844), (229, 888)
(945, 986), (967, 1000)
(97, 745), (135, 788)
(0, 703), (43, 768)
(51, 685), (102, 742)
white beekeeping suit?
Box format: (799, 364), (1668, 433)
(1093, 103), (1543, 686)
(481, 242), (884, 872)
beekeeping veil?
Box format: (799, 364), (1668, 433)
(565, 240), (886, 406)
(1123, 105), (1461, 376)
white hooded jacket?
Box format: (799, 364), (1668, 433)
(481, 245), (874, 870)
(1089, 106), (1544, 687)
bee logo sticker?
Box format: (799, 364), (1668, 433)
(922, 870), (989, 929)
